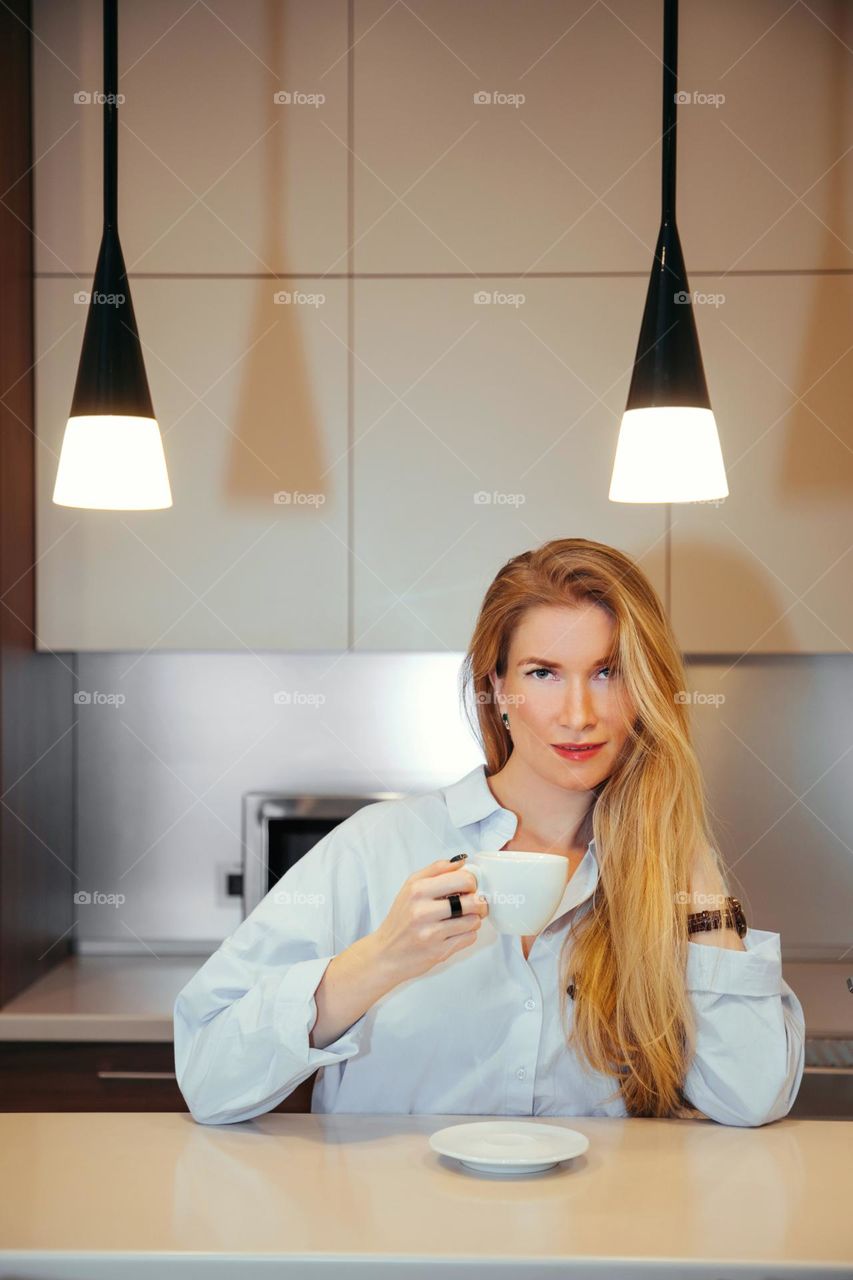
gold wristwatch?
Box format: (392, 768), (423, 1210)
(686, 896), (747, 939)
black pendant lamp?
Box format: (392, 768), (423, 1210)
(53, 0), (171, 509)
(609, 0), (727, 503)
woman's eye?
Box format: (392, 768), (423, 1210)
(526, 665), (616, 681)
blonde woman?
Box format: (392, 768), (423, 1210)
(174, 538), (805, 1125)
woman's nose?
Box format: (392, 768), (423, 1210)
(558, 680), (596, 728)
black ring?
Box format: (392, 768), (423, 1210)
(447, 892), (462, 919)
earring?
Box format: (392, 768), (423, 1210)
(501, 711), (510, 731)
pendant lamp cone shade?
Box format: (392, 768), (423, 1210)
(609, 0), (727, 504)
(53, 0), (172, 510)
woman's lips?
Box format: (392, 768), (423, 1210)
(551, 742), (605, 761)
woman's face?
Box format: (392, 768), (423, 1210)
(491, 602), (636, 790)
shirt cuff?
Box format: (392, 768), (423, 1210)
(273, 954), (371, 1069)
(685, 927), (784, 996)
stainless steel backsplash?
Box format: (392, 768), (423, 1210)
(72, 652), (853, 960)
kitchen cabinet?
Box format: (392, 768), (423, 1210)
(670, 274), (853, 653)
(0, 956), (317, 1112)
(32, 0), (349, 277)
(35, 278), (350, 651)
(30, 1), (853, 654)
(352, 277), (666, 650)
(32, 0), (351, 653)
(0, 1042), (314, 1113)
(351, 0), (851, 276)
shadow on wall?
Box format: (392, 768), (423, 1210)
(225, 2), (330, 507)
(783, 0), (853, 502)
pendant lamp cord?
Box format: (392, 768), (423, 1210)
(661, 0), (677, 222)
(103, 0), (117, 231)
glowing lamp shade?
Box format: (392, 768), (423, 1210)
(611, 0), (728, 506)
(609, 407), (728, 504)
(55, 0), (173, 511)
(53, 415), (172, 510)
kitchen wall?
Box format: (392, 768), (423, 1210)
(71, 650), (853, 959)
(28, 1), (853, 960)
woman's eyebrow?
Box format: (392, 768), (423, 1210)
(516, 656), (613, 669)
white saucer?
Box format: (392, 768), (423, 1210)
(429, 1120), (589, 1174)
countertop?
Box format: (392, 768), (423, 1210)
(0, 1112), (850, 1278)
(0, 955), (209, 1041)
(0, 953), (849, 1042)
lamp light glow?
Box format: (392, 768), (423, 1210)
(53, 415), (172, 510)
(610, 0), (727, 505)
(609, 407), (728, 504)
(54, 0), (172, 511)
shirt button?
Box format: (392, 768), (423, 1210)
(516, 1067), (526, 1080)
(524, 998), (536, 1010)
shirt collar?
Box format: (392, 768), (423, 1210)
(442, 763), (599, 925)
(443, 762), (511, 829)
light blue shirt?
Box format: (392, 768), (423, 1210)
(173, 764), (806, 1126)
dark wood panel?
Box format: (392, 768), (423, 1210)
(0, 1042), (315, 1113)
(0, 0), (75, 1007)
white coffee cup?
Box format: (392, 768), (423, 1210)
(466, 850), (570, 935)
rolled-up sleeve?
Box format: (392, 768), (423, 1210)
(173, 817), (375, 1125)
(681, 928), (806, 1128)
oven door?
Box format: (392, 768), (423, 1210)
(241, 791), (404, 918)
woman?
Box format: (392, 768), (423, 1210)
(174, 538), (805, 1126)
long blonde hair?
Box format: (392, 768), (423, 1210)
(460, 537), (731, 1118)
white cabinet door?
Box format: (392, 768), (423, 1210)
(32, 0), (348, 277)
(352, 277), (667, 651)
(670, 275), (853, 654)
(36, 278), (349, 650)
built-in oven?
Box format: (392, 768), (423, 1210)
(240, 789), (405, 918)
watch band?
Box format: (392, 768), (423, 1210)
(686, 896), (747, 939)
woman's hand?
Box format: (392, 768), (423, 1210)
(368, 857), (488, 987)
